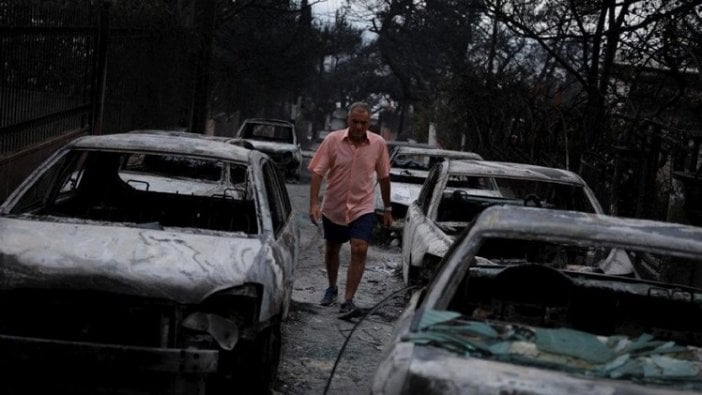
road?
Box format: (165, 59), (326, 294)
(274, 178), (407, 394)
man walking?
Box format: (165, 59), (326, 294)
(308, 102), (393, 315)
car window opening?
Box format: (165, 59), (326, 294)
(12, 151), (259, 234)
(409, 238), (702, 388)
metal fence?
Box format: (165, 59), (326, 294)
(0, 0), (204, 201)
(0, 1), (99, 157)
(101, 1), (200, 134)
(1, 1), (203, 153)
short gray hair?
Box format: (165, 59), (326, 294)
(348, 102), (371, 114)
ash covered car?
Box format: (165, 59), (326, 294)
(402, 159), (623, 285)
(374, 205), (702, 395)
(236, 118), (302, 180)
(0, 131), (298, 394)
(384, 140), (435, 158)
(374, 146), (484, 232)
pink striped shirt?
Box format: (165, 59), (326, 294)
(308, 128), (390, 225)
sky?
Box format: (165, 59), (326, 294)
(311, 0), (344, 24)
(310, 0), (377, 41)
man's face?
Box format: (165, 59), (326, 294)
(347, 108), (370, 141)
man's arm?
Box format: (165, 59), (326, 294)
(309, 172), (323, 225)
(378, 176), (393, 227)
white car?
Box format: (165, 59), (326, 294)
(374, 205), (702, 395)
(401, 159), (629, 285)
(0, 131), (299, 394)
(236, 118), (302, 180)
(374, 145), (483, 232)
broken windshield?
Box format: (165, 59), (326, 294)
(493, 178), (597, 213)
(8, 150), (258, 233)
(241, 123), (293, 143)
(405, 309), (702, 390)
(409, 233), (702, 390)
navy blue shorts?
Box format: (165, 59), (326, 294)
(322, 213), (377, 244)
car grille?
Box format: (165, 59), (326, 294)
(0, 289), (184, 348)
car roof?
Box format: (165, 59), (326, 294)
(392, 145), (483, 160)
(387, 140), (434, 147)
(386, 141), (434, 151)
(68, 131), (258, 163)
(447, 159), (586, 185)
(241, 118), (294, 127)
(127, 129), (235, 142)
(469, 205), (702, 258)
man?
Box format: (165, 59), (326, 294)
(308, 102), (393, 315)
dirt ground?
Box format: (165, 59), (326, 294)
(274, 178), (407, 394)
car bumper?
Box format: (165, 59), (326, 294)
(0, 333), (219, 374)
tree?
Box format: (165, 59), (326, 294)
(210, 0), (320, 118)
(481, 0), (701, 216)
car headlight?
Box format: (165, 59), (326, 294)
(182, 284), (261, 350)
(183, 312), (239, 350)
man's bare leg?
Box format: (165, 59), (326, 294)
(344, 238), (369, 302)
(325, 241), (342, 288)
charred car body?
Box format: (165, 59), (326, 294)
(374, 146), (483, 232)
(402, 159), (620, 285)
(236, 118), (302, 180)
(0, 131), (298, 393)
(374, 205), (702, 395)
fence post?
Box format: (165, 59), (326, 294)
(190, 0), (216, 134)
(91, 0), (110, 135)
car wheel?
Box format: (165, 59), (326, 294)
(407, 264), (421, 286)
(210, 322), (281, 395)
(246, 322), (282, 394)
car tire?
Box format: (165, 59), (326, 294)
(407, 264), (421, 286)
(210, 321), (282, 395)
(245, 322), (282, 394)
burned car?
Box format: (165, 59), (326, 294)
(384, 140), (436, 158)
(236, 118), (302, 180)
(374, 146), (484, 232)
(374, 205), (702, 395)
(402, 159), (614, 285)
(0, 131), (298, 394)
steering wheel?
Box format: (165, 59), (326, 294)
(523, 194), (542, 207)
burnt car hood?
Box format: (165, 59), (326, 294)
(379, 309), (702, 394)
(0, 217), (277, 305)
(243, 139), (298, 154)
(394, 344), (699, 395)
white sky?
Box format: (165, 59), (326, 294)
(310, 0), (377, 41)
(311, 0), (344, 23)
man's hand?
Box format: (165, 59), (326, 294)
(383, 210), (394, 228)
(309, 172), (323, 226)
(310, 204), (321, 226)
